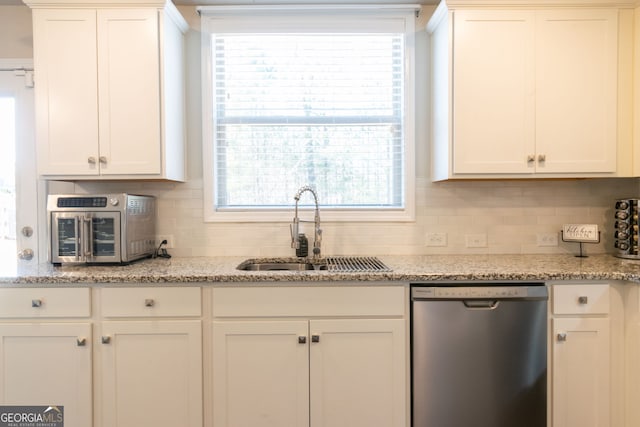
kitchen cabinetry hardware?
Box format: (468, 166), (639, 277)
(18, 249), (34, 261)
(538, 154), (546, 162)
(527, 155), (535, 163)
(578, 296), (588, 305)
(77, 337), (87, 346)
(21, 226), (33, 237)
(144, 299), (155, 307)
(101, 335), (111, 344)
(99, 156), (107, 164)
(31, 299), (42, 308)
(557, 332), (567, 342)
(311, 334), (320, 343)
(298, 336), (307, 344)
(87, 156), (96, 165)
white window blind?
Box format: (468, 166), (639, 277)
(200, 6), (417, 222)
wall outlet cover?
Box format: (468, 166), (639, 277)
(465, 234), (487, 248)
(425, 232), (447, 247)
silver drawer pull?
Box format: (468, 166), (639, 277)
(31, 299), (42, 308)
(144, 299), (155, 307)
(77, 337), (87, 347)
(298, 336), (307, 344)
(311, 334), (320, 343)
(578, 296), (588, 305)
(101, 336), (111, 344)
(557, 333), (567, 342)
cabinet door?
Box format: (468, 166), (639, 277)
(97, 9), (162, 176)
(536, 10), (618, 174)
(33, 9), (100, 176)
(552, 317), (610, 427)
(100, 320), (202, 427)
(309, 319), (406, 427)
(212, 320), (310, 427)
(0, 323), (92, 427)
(452, 10), (535, 174)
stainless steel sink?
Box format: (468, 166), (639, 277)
(237, 260), (327, 271)
(237, 256), (390, 272)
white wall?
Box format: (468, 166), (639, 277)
(0, 6), (33, 58)
(4, 4), (638, 258)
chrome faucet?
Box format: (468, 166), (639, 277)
(290, 185), (322, 259)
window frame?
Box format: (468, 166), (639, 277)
(199, 5), (417, 223)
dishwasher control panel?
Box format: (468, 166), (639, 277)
(411, 284), (547, 300)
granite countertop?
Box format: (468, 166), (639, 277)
(2, 254), (640, 285)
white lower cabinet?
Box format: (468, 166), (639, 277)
(308, 319), (405, 427)
(211, 286), (407, 427)
(99, 320), (202, 427)
(98, 287), (203, 427)
(551, 284), (611, 427)
(0, 288), (92, 427)
(0, 323), (92, 427)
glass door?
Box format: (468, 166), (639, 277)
(90, 213), (120, 262)
(0, 61), (38, 273)
(50, 213), (82, 264)
(50, 212), (121, 264)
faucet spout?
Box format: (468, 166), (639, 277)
(291, 185), (322, 259)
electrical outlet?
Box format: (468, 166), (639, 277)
(156, 234), (174, 249)
(465, 233), (487, 248)
(537, 232), (558, 247)
(426, 232), (447, 247)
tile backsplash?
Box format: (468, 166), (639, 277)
(73, 177), (638, 258)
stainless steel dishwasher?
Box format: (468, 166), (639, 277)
(411, 284), (548, 427)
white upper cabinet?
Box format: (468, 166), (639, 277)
(451, 10), (535, 175)
(429, 3), (625, 180)
(535, 10), (618, 174)
(29, 1), (187, 181)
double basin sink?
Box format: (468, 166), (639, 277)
(237, 256), (391, 273)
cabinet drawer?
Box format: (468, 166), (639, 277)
(553, 284), (610, 315)
(213, 286), (405, 318)
(0, 288), (91, 318)
(101, 287), (201, 317)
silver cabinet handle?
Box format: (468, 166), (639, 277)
(77, 337), (87, 347)
(88, 156), (97, 164)
(311, 334), (320, 343)
(31, 299), (42, 308)
(298, 336), (307, 344)
(538, 154), (546, 162)
(144, 299), (155, 307)
(101, 336), (111, 344)
(527, 155), (535, 163)
(557, 333), (567, 342)
(578, 296), (588, 305)
(99, 156), (107, 164)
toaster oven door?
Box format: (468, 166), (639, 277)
(51, 212), (121, 264)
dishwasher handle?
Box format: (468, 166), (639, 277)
(463, 300), (499, 309)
